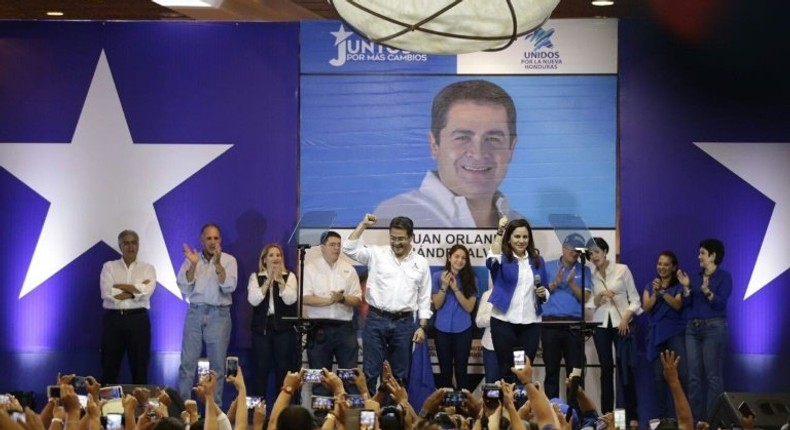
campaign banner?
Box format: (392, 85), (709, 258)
(300, 19), (618, 230)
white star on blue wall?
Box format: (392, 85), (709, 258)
(0, 51), (233, 299)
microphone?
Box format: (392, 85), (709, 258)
(535, 274), (547, 303)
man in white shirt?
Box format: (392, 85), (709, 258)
(303, 230), (362, 395)
(99, 229), (157, 384)
(374, 80), (522, 228)
(342, 214), (432, 394)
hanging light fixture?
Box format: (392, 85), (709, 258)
(327, 0), (561, 55)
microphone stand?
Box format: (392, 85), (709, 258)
(292, 243), (314, 401)
(567, 248), (595, 419)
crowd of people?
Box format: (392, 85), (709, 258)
(3, 351), (712, 430)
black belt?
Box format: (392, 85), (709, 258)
(368, 306), (412, 320)
(690, 317), (725, 327)
(105, 308), (147, 316)
(311, 319), (353, 327)
(542, 315), (576, 322)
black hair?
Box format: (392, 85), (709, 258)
(501, 218), (541, 268)
(390, 216), (414, 238)
(320, 230), (341, 244)
(444, 244), (478, 299)
(590, 237), (609, 254)
(277, 405), (318, 430)
(380, 405), (405, 430)
(657, 250), (680, 286)
(431, 80), (517, 145)
(153, 417), (186, 430)
(699, 238), (725, 265)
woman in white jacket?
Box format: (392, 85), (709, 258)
(587, 237), (642, 429)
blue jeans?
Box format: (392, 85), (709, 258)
(434, 327), (473, 390)
(307, 321), (359, 396)
(178, 304), (232, 405)
(482, 347), (500, 383)
(686, 317), (728, 422)
(362, 312), (415, 394)
(651, 332), (687, 419)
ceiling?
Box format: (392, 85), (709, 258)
(0, 0), (643, 22)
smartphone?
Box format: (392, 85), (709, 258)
(441, 390), (465, 407)
(513, 348), (526, 370)
(360, 409), (376, 430)
(78, 395), (88, 409)
(482, 384), (501, 400)
(337, 368), (357, 382)
(303, 369), (323, 384)
(311, 395), (335, 411)
(72, 376), (87, 389)
(197, 359), (210, 377)
(614, 408), (626, 430)
(514, 385), (528, 403)
(47, 385), (62, 399)
(738, 401), (755, 418)
(246, 396), (262, 409)
(348, 394), (365, 409)
(105, 413), (123, 430)
(226, 356), (239, 378)
(99, 385), (124, 401)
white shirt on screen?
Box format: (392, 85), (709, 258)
(374, 171), (521, 228)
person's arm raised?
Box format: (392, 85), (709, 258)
(661, 350), (693, 430)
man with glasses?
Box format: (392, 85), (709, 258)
(342, 214), (432, 394)
(375, 79), (523, 228)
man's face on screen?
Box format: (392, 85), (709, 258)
(430, 101), (515, 201)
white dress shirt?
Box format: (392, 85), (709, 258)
(374, 171), (522, 228)
(342, 239), (432, 320)
(247, 270), (298, 315)
(488, 251), (543, 325)
(303, 257), (362, 321)
(475, 289), (494, 350)
(587, 261), (643, 328)
(100, 259), (156, 310)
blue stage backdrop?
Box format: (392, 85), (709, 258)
(618, 15), (790, 410)
(0, 21), (299, 395)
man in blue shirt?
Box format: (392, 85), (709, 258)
(541, 234), (592, 399)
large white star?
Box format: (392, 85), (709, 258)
(0, 51), (232, 299)
(695, 142), (790, 299)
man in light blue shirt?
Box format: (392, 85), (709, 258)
(176, 223), (238, 405)
(541, 233), (591, 399)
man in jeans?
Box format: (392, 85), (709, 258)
(176, 223), (238, 405)
(342, 214), (432, 394)
(303, 230), (362, 395)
